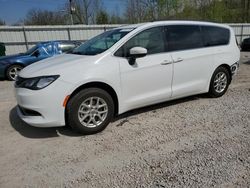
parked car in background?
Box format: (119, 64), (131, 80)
(0, 42), (6, 56)
(0, 41), (80, 80)
(241, 37), (250, 51)
(15, 21), (240, 134)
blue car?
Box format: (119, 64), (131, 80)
(0, 41), (80, 80)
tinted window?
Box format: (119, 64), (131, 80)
(34, 47), (47, 56)
(202, 26), (230, 46)
(115, 26), (166, 57)
(24, 45), (38, 55)
(167, 25), (203, 51)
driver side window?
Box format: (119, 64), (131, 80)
(115, 26), (166, 57)
(36, 48), (46, 56)
(43, 44), (54, 55)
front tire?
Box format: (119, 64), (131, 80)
(208, 66), (230, 98)
(66, 88), (114, 134)
(6, 65), (23, 81)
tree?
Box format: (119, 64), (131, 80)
(72, 0), (102, 24)
(0, 19), (5, 25)
(96, 10), (109, 24)
(124, 0), (184, 23)
(240, 0), (250, 22)
(155, 0), (182, 19)
(110, 13), (124, 24)
(18, 0), (250, 26)
(125, 0), (148, 23)
(109, 5), (124, 24)
(173, 0), (247, 23)
(24, 9), (67, 25)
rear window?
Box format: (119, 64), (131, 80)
(167, 25), (203, 51)
(202, 26), (230, 47)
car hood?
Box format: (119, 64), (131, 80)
(0, 54), (27, 63)
(19, 54), (97, 78)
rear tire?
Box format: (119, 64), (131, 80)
(66, 88), (114, 135)
(6, 65), (23, 81)
(208, 66), (230, 98)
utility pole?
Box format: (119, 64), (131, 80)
(69, 0), (74, 25)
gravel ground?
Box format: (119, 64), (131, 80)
(0, 53), (249, 187)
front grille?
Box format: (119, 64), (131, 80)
(18, 105), (41, 116)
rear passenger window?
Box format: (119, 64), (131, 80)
(202, 26), (230, 46)
(167, 25), (203, 51)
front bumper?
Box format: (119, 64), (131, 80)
(15, 79), (73, 127)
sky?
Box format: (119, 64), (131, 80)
(0, 0), (126, 25)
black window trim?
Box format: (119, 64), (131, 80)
(165, 25), (204, 53)
(113, 24), (231, 57)
(200, 25), (231, 48)
(165, 24), (231, 53)
(113, 25), (168, 58)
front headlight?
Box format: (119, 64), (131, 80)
(15, 75), (59, 90)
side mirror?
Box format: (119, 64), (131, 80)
(128, 47), (147, 65)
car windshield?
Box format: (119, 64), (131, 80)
(24, 45), (38, 55)
(71, 28), (133, 56)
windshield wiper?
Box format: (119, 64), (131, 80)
(70, 51), (97, 56)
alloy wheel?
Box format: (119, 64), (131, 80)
(9, 66), (22, 80)
(78, 96), (108, 128)
(213, 72), (227, 93)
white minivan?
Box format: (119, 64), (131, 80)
(15, 21), (240, 134)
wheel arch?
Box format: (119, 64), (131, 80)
(217, 64), (232, 83)
(206, 63), (232, 92)
(5, 63), (24, 77)
(66, 81), (119, 116)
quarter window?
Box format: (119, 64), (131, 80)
(167, 25), (203, 51)
(202, 26), (230, 46)
(115, 27), (166, 57)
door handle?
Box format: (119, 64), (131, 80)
(160, 60), (172, 65)
(174, 58), (183, 63)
